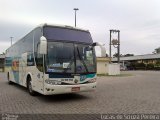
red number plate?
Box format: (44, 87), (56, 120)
(71, 87), (80, 92)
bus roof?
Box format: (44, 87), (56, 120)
(5, 23), (91, 52)
(38, 23), (89, 32)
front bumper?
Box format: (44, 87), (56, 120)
(43, 82), (97, 95)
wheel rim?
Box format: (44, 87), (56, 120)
(7, 74), (10, 83)
(8, 74), (10, 81)
(29, 81), (33, 93)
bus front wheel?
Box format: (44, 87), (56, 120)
(27, 76), (36, 96)
(7, 72), (12, 84)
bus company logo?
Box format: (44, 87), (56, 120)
(80, 75), (86, 81)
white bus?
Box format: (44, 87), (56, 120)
(5, 24), (105, 95)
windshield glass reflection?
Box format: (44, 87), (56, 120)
(46, 42), (96, 74)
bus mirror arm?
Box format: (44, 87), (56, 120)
(92, 42), (106, 57)
(39, 36), (47, 55)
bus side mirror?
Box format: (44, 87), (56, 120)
(92, 42), (106, 57)
(39, 36), (47, 55)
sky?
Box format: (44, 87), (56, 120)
(0, 0), (160, 56)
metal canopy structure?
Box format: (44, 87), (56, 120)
(112, 54), (160, 62)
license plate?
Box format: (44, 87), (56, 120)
(71, 87), (80, 92)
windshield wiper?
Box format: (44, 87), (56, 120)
(63, 46), (89, 73)
(77, 47), (89, 73)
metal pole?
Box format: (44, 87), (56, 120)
(109, 30), (112, 63)
(118, 31), (120, 63)
(75, 10), (76, 27)
(10, 37), (13, 46)
(73, 8), (79, 27)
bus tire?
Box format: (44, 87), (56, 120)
(27, 76), (36, 96)
(7, 72), (12, 84)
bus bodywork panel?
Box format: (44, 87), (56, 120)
(44, 82), (97, 95)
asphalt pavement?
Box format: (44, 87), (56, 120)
(0, 71), (160, 119)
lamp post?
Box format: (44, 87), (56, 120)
(73, 8), (79, 27)
(10, 37), (13, 46)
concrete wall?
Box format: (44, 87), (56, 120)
(97, 57), (110, 74)
(107, 63), (120, 75)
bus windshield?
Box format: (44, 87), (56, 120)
(46, 42), (96, 74)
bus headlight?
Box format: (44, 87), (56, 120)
(88, 78), (96, 83)
(45, 80), (61, 85)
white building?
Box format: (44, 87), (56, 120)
(96, 57), (110, 74)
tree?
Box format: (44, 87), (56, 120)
(113, 53), (134, 57)
(124, 54), (134, 57)
(153, 47), (160, 54)
(113, 53), (122, 57)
